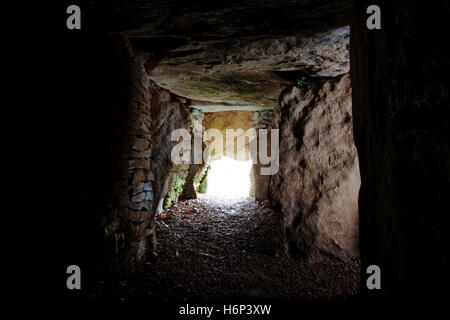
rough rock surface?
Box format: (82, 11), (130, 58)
(148, 83), (191, 214)
(252, 110), (277, 201)
(269, 74), (360, 262)
(146, 28), (350, 108)
(351, 0), (450, 299)
(106, 0), (352, 37)
(90, 1), (352, 110)
(179, 109), (205, 200)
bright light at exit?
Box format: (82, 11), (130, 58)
(206, 157), (252, 198)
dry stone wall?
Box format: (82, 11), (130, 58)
(95, 37), (153, 273)
(99, 37), (191, 273)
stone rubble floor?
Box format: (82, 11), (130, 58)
(100, 195), (360, 303)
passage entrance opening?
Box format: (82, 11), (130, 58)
(204, 157), (253, 199)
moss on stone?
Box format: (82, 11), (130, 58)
(229, 80), (257, 95)
(164, 171), (187, 208)
(182, 77), (261, 105)
(196, 165), (210, 193)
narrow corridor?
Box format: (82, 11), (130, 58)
(100, 196), (360, 303)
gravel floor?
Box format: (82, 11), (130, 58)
(98, 195), (360, 304)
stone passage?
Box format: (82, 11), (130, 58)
(96, 39), (360, 273)
(35, 0), (450, 304)
(53, 2), (359, 278)
(93, 196), (360, 302)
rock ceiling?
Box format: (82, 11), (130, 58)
(97, 0), (353, 111)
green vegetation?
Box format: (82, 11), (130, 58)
(191, 84), (218, 96)
(164, 172), (186, 208)
(196, 165), (210, 193)
(296, 76), (308, 89)
(229, 80), (256, 95)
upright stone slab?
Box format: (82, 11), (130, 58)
(269, 74), (360, 262)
